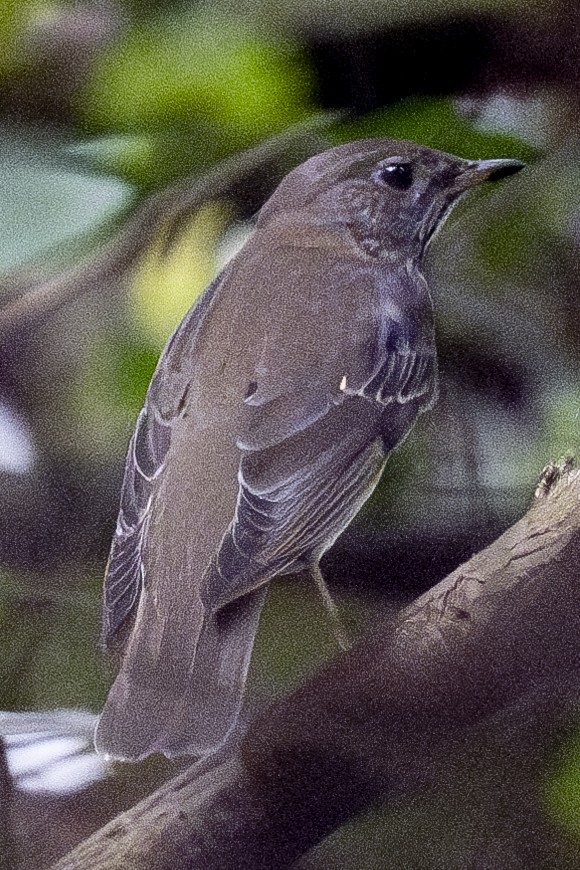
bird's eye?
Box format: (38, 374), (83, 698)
(376, 162), (413, 191)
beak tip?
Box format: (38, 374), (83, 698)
(486, 160), (526, 181)
(459, 158), (525, 191)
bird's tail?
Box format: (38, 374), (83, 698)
(94, 585), (267, 761)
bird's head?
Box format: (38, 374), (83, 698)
(257, 138), (524, 261)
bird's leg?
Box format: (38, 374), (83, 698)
(309, 565), (350, 651)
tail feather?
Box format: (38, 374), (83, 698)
(95, 586), (267, 760)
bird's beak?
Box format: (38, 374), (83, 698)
(456, 158), (525, 191)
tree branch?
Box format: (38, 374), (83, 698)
(51, 459), (580, 870)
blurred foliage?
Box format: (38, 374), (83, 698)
(78, 11), (314, 187)
(83, 14), (312, 136)
(253, 581), (370, 696)
(0, 0), (33, 78)
(195, 0), (553, 35)
(0, 572), (107, 711)
(0, 134), (131, 273)
(129, 200), (230, 344)
(333, 98), (539, 162)
(0, 0), (579, 867)
(544, 735), (580, 841)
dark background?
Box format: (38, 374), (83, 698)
(1, 0), (579, 866)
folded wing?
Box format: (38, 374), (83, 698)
(209, 310), (438, 609)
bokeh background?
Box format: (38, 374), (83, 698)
(0, 0), (579, 867)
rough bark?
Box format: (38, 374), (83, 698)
(51, 460), (580, 870)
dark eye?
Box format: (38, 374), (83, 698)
(377, 162), (413, 191)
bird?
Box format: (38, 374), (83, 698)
(94, 138), (524, 761)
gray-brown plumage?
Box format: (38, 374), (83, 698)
(95, 139), (523, 760)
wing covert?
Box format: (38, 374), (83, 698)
(209, 309), (438, 609)
(344, 315), (438, 407)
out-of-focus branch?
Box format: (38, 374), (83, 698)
(0, 115), (336, 338)
(51, 459), (580, 870)
(0, 737), (17, 869)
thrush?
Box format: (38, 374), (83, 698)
(95, 138), (523, 760)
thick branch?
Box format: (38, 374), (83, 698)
(52, 462), (580, 870)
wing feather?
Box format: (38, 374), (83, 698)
(102, 274), (223, 646)
(209, 313), (437, 610)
